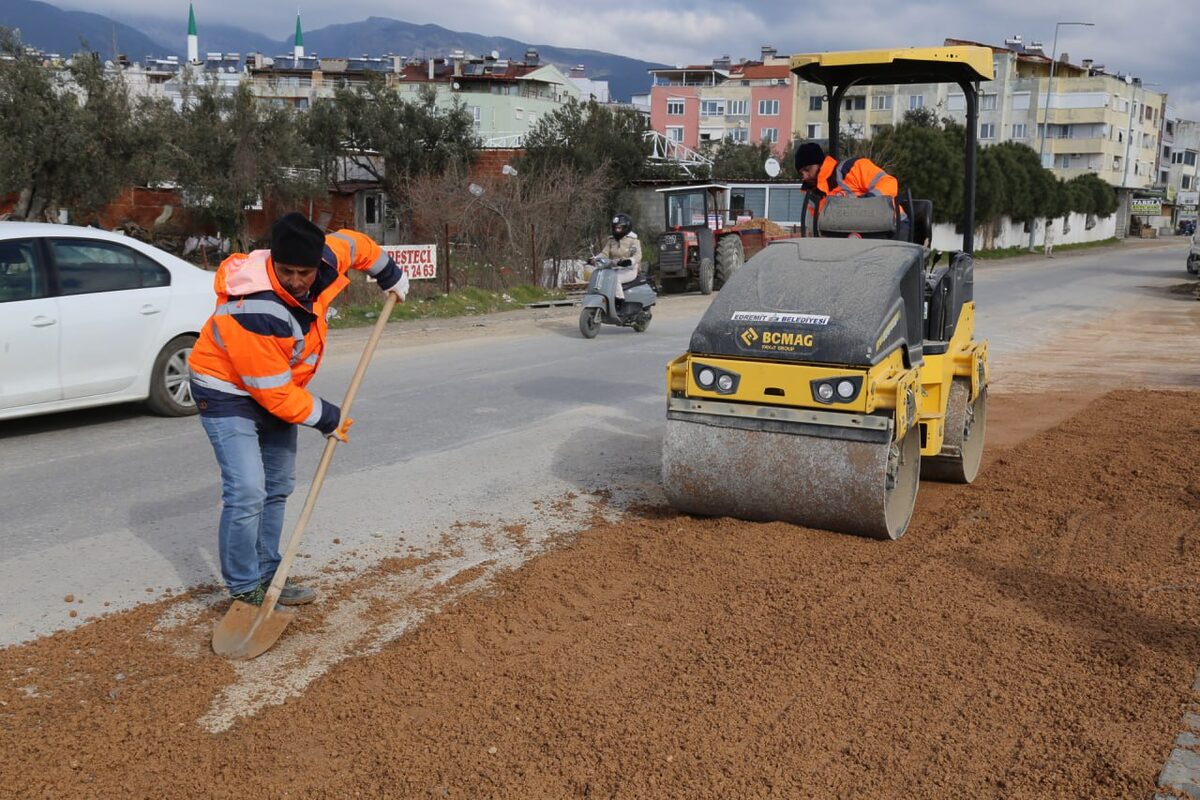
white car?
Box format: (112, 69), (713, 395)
(0, 222), (215, 421)
(1189, 230), (1200, 275)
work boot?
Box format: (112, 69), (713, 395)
(262, 576), (317, 606)
(230, 585), (267, 607)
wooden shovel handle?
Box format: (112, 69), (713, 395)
(263, 293), (398, 608)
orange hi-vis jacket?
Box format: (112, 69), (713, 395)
(188, 229), (403, 433)
(802, 155), (899, 230)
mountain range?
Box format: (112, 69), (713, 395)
(0, 0), (665, 101)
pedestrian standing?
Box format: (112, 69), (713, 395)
(1044, 218), (1056, 258)
(188, 212), (409, 606)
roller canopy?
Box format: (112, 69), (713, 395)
(790, 46), (993, 87)
(687, 239), (926, 367)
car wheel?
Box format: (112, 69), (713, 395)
(146, 335), (198, 416)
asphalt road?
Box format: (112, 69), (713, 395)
(0, 238), (1190, 647)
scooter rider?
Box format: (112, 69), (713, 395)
(594, 213), (642, 300)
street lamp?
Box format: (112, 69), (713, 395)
(1029, 20), (1094, 251)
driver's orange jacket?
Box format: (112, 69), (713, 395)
(806, 155), (899, 217)
(187, 229), (401, 433)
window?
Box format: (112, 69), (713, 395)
(909, 94), (924, 110)
(730, 187), (766, 218)
(666, 126), (684, 143)
(700, 99), (725, 117)
(806, 123), (822, 139)
(809, 95), (823, 111)
(1011, 123), (1027, 139)
(470, 106), (481, 127)
(514, 107), (524, 120)
(1184, 175), (1193, 190)
(1056, 154), (1071, 169)
(50, 240), (169, 295)
(767, 187), (806, 223)
(727, 99), (748, 116)
(365, 194), (383, 225)
(761, 127), (778, 143)
(1113, 155), (1122, 171)
(871, 94), (892, 111)
(980, 94), (997, 111)
(870, 124), (892, 137)
(758, 99), (780, 116)
(666, 99), (684, 115)
(980, 122), (995, 140)
(0, 240), (47, 303)
(842, 96), (865, 111)
(1186, 151), (1198, 167)
(727, 128), (748, 142)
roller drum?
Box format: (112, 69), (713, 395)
(662, 418), (921, 540)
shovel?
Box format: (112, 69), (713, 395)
(212, 293), (398, 659)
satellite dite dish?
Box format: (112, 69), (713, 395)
(764, 157), (781, 178)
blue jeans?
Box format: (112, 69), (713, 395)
(200, 414), (298, 594)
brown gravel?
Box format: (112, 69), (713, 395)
(2, 390), (1199, 798)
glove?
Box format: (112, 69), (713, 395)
(385, 272), (409, 302)
(618, 258), (632, 267)
(326, 417), (354, 443)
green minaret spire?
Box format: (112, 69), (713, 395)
(294, 13), (303, 47)
(188, 4), (197, 36)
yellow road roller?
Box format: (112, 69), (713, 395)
(662, 46), (992, 539)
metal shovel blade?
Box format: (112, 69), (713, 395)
(211, 600), (298, 660)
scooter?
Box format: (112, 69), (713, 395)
(578, 256), (657, 338)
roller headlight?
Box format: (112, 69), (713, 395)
(697, 368), (715, 387)
(837, 380), (855, 399)
(816, 383), (835, 401)
(717, 374), (734, 392)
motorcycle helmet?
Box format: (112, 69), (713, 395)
(611, 213), (632, 240)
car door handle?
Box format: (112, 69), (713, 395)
(139, 304), (163, 315)
(31, 315), (57, 327)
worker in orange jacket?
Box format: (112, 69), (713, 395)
(189, 212), (409, 607)
(794, 141), (899, 235)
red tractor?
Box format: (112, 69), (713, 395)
(654, 184), (773, 294)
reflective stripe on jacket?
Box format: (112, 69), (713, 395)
(188, 228), (402, 432)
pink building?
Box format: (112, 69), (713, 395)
(649, 51), (795, 157)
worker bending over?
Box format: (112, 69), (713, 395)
(794, 142), (899, 235)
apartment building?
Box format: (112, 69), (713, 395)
(648, 47), (794, 157)
(1163, 116), (1200, 224)
(245, 49), (580, 144)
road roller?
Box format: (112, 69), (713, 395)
(662, 46), (992, 539)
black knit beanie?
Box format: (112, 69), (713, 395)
(794, 141), (825, 171)
(270, 212), (324, 269)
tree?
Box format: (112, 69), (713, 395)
(874, 118), (963, 224)
(709, 139), (776, 180)
(164, 77), (320, 249)
(519, 98), (650, 211)
(306, 80), (477, 233)
(0, 30), (157, 222)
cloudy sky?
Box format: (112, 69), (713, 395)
(58, 0), (1200, 118)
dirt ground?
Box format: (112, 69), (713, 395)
(3, 255), (1199, 798)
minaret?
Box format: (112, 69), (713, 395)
(293, 13), (304, 60)
(186, 3), (198, 63)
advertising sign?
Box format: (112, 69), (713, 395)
(1178, 191), (1199, 207)
(383, 244), (438, 279)
(1130, 198), (1162, 216)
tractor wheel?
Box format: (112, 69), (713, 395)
(698, 257), (715, 295)
(715, 235), (744, 289)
